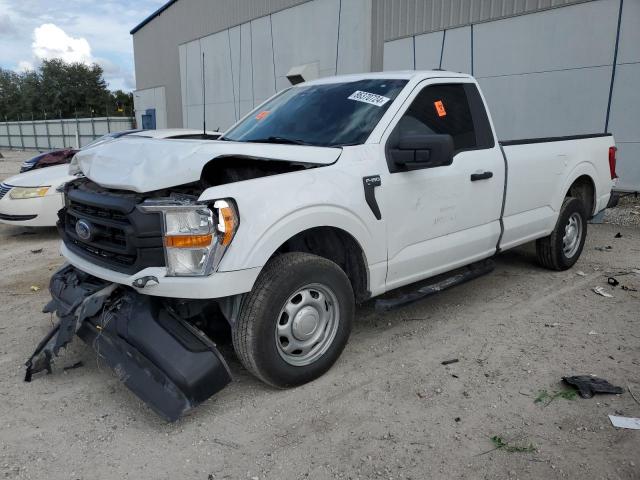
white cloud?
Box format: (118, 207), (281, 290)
(16, 60), (34, 71)
(32, 23), (93, 64)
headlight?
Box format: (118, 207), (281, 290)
(9, 186), (49, 199)
(140, 199), (239, 277)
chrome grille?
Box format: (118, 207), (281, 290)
(0, 183), (12, 200)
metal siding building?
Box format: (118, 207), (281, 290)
(132, 0), (639, 191)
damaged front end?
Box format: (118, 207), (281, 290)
(25, 265), (231, 421)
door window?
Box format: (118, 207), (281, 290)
(386, 83), (495, 173)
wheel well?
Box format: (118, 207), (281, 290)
(567, 175), (595, 217)
(272, 227), (370, 303)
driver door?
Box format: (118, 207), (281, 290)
(378, 80), (504, 291)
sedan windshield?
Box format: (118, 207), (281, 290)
(222, 79), (408, 147)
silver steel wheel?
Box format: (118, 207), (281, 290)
(275, 283), (340, 367)
(562, 212), (583, 258)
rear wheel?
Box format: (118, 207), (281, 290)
(232, 252), (354, 388)
(536, 197), (587, 271)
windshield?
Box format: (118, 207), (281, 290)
(222, 79), (408, 147)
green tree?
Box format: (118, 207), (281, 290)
(0, 59), (131, 120)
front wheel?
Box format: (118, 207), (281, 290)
(536, 197), (587, 271)
(232, 252), (354, 388)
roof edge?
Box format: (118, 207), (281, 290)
(130, 0), (179, 35)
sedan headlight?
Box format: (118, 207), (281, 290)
(140, 199), (239, 277)
(9, 186), (49, 199)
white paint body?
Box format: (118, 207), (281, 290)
(0, 165), (76, 227)
(63, 71), (615, 300)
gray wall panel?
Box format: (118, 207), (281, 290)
(383, 37), (414, 70)
(615, 143), (640, 193)
(250, 16), (277, 104)
(185, 40), (202, 107)
(478, 66), (612, 140)
(271, 0), (340, 82)
(337, 0), (373, 74)
(239, 22), (254, 116)
(608, 62), (640, 192)
(414, 30), (444, 70)
(440, 26), (471, 73)
(617, 0), (640, 64)
(474, 0), (618, 77)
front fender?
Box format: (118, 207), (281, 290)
(197, 162), (386, 274)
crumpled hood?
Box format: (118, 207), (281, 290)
(73, 136), (342, 193)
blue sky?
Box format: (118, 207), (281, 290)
(0, 0), (166, 91)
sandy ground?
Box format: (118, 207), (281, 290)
(0, 149), (639, 480)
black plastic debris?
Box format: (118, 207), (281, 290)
(30, 248), (43, 254)
(562, 376), (624, 399)
(63, 361), (84, 371)
(595, 246), (613, 252)
(442, 358), (459, 365)
(608, 277), (620, 287)
(614, 232), (622, 238)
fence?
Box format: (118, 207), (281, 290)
(0, 116), (135, 151)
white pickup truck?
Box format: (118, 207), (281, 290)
(26, 71), (618, 421)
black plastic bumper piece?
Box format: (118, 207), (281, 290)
(25, 265), (232, 421)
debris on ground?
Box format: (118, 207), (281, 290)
(608, 277), (620, 287)
(441, 358), (459, 365)
(621, 285), (638, 292)
(608, 415), (640, 430)
(63, 361), (84, 371)
(489, 436), (536, 453)
(595, 246), (613, 252)
(534, 389), (576, 406)
(544, 322), (560, 327)
(29, 285), (40, 292)
(30, 248), (43, 254)
(576, 270), (587, 276)
(614, 232), (622, 238)
(588, 330), (598, 335)
(562, 376), (624, 398)
(593, 286), (613, 298)
(628, 385), (640, 406)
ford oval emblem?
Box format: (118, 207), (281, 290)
(75, 219), (93, 241)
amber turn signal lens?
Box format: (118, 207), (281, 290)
(165, 234), (213, 248)
(218, 207), (236, 246)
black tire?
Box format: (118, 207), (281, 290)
(232, 252), (354, 388)
(536, 197), (587, 271)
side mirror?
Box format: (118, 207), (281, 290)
(389, 133), (454, 171)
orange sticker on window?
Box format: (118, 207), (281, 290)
(434, 100), (446, 117)
(255, 110), (270, 120)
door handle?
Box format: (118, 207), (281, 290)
(470, 171), (493, 181)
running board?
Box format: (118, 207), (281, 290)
(375, 259), (495, 312)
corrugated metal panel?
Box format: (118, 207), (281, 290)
(370, 0), (596, 70)
(377, 0), (596, 40)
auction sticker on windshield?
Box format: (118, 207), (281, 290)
(348, 91), (391, 107)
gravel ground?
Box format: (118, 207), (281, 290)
(1, 150), (639, 480)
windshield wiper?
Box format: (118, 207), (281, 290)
(245, 136), (311, 146)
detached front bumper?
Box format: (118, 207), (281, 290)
(25, 265), (232, 421)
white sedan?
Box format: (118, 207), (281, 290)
(0, 129), (221, 227)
